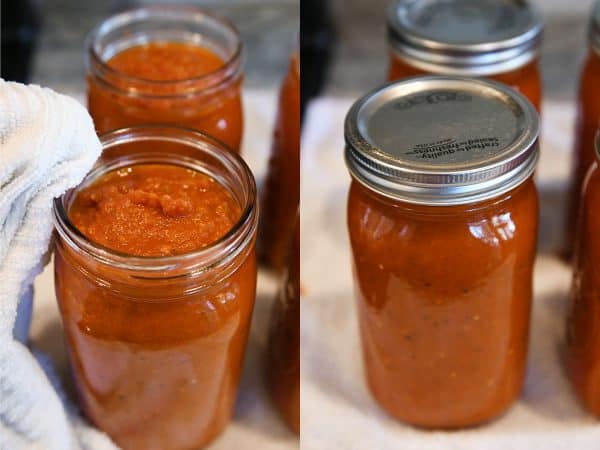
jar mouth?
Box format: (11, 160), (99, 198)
(53, 126), (258, 277)
(86, 6), (244, 98)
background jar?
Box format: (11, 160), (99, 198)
(86, 6), (244, 151)
(259, 52), (300, 272)
(565, 1), (600, 259)
(386, 0), (543, 111)
(345, 77), (539, 429)
(567, 131), (600, 417)
(53, 127), (258, 450)
(265, 211), (300, 433)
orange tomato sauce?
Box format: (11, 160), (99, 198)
(69, 164), (240, 256)
(88, 42), (243, 150)
(387, 55), (542, 112)
(259, 54), (300, 271)
(55, 163), (256, 450)
(347, 178), (538, 428)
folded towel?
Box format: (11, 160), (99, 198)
(0, 79), (117, 450)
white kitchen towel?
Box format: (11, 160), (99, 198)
(300, 97), (600, 450)
(0, 79), (116, 450)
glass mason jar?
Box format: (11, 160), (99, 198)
(565, 2), (600, 259)
(386, 0), (543, 111)
(345, 77), (539, 429)
(53, 127), (258, 450)
(259, 52), (300, 271)
(86, 6), (244, 151)
(265, 211), (300, 433)
(567, 131), (600, 417)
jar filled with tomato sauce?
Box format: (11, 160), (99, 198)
(259, 53), (300, 271)
(346, 77), (539, 429)
(265, 212), (300, 433)
(565, 2), (600, 259)
(86, 6), (244, 151)
(52, 127), (258, 450)
(386, 0), (543, 111)
(567, 131), (600, 417)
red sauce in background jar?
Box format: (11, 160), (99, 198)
(87, 7), (244, 151)
(53, 127), (258, 450)
(386, 0), (543, 111)
(265, 212), (300, 432)
(345, 77), (539, 428)
(567, 133), (600, 417)
(259, 53), (300, 271)
(565, 4), (600, 259)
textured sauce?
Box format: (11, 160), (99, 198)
(347, 178), (538, 428)
(70, 164), (240, 256)
(387, 56), (542, 112)
(88, 42), (243, 150)
(55, 163), (256, 450)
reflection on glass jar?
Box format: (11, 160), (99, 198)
(53, 127), (258, 450)
(567, 132), (600, 417)
(265, 212), (300, 433)
(386, 0), (543, 111)
(86, 7), (244, 151)
(345, 77), (539, 428)
(565, 2), (600, 259)
(259, 53), (300, 272)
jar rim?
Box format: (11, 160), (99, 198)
(53, 126), (258, 276)
(86, 5), (244, 98)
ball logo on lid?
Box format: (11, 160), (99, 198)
(394, 91), (471, 110)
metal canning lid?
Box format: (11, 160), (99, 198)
(344, 76), (539, 205)
(591, 1), (600, 55)
(387, 0), (543, 76)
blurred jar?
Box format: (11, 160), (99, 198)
(346, 77), (539, 428)
(567, 131), (600, 417)
(86, 6), (244, 151)
(265, 212), (300, 433)
(259, 53), (300, 271)
(53, 127), (258, 450)
(386, 0), (543, 111)
(565, 2), (600, 260)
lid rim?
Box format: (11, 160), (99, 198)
(344, 76), (539, 205)
(387, 0), (544, 71)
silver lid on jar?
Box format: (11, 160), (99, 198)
(387, 0), (543, 76)
(345, 76), (539, 205)
(591, 1), (600, 55)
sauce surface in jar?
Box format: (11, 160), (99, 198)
(53, 128), (258, 450)
(345, 77), (539, 429)
(70, 164), (240, 256)
(265, 213), (300, 432)
(568, 134), (600, 417)
(87, 7), (244, 151)
(386, 0), (543, 111)
(259, 53), (300, 271)
(565, 3), (600, 259)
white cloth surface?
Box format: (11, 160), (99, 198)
(27, 89), (298, 450)
(0, 80), (115, 449)
(300, 97), (600, 449)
